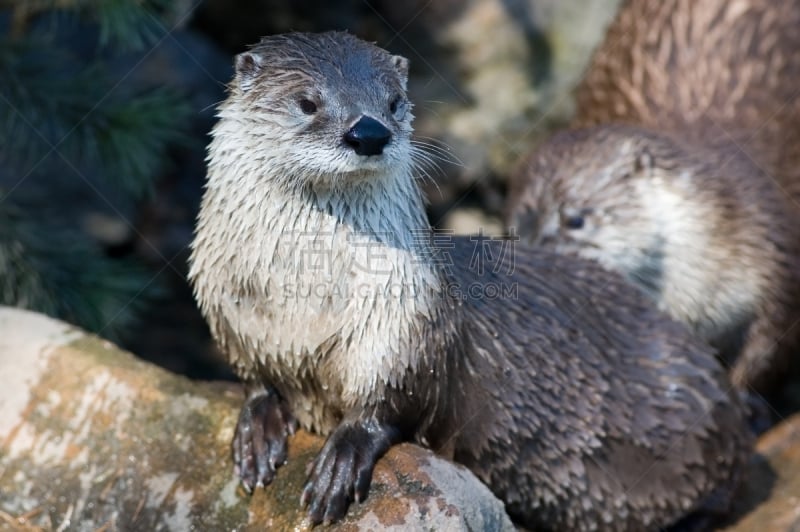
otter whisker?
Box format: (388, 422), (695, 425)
(411, 149), (446, 185)
(411, 137), (463, 167)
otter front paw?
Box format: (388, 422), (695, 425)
(301, 419), (399, 525)
(232, 388), (297, 491)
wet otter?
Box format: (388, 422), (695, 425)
(507, 0), (800, 396)
(573, 0), (800, 198)
(188, 31), (751, 530)
(507, 124), (800, 394)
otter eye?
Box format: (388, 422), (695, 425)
(389, 95), (402, 114)
(562, 207), (592, 230)
(564, 215), (585, 230)
(298, 98), (317, 115)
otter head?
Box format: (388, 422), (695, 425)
(220, 31), (413, 188)
(507, 125), (694, 296)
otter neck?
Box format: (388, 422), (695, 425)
(202, 142), (436, 265)
(632, 175), (762, 341)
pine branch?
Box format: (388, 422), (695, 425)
(2, 0), (173, 51)
(0, 37), (191, 198)
(94, 88), (192, 197)
(0, 194), (159, 342)
(91, 0), (172, 51)
(0, 0), (190, 341)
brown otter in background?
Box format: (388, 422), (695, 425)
(507, 0), (800, 396)
(188, 31), (751, 530)
(573, 0), (800, 198)
(507, 124), (800, 394)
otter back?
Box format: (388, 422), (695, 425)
(506, 1), (800, 396)
(573, 0), (800, 197)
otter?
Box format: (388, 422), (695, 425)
(573, 0), (800, 199)
(507, 0), (800, 397)
(188, 32), (751, 530)
(507, 124), (800, 395)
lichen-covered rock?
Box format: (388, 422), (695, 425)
(722, 413), (800, 531)
(0, 307), (247, 531)
(250, 433), (515, 532)
(7, 304), (797, 531)
(0, 307), (513, 531)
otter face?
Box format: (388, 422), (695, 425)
(221, 31), (414, 187)
(509, 126), (672, 295)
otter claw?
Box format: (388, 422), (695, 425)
(301, 419), (398, 525)
(232, 388), (296, 491)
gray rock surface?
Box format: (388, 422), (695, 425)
(721, 413), (800, 531)
(0, 307), (514, 531)
(5, 306), (797, 530)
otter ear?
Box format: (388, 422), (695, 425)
(634, 148), (654, 174)
(391, 54), (409, 89)
(235, 51), (266, 92)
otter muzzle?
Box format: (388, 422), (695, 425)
(343, 116), (391, 156)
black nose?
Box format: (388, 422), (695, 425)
(343, 116), (391, 156)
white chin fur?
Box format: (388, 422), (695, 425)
(310, 144), (407, 179)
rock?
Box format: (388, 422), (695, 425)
(249, 435), (515, 532)
(3, 309), (800, 530)
(438, 207), (504, 236)
(721, 413), (800, 531)
(0, 307), (514, 531)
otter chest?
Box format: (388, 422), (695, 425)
(191, 175), (441, 431)
(211, 212), (433, 430)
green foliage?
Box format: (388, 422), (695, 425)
(0, 38), (190, 197)
(95, 89), (191, 197)
(90, 0), (173, 51)
(0, 197), (157, 341)
(4, 0), (173, 52)
(0, 0), (191, 339)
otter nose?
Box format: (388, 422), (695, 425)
(343, 116), (391, 156)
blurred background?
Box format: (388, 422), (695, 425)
(0, 0), (623, 379)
